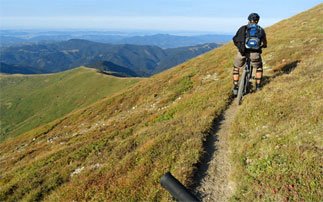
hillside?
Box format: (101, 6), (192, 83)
(0, 4), (322, 201)
(229, 4), (322, 201)
(0, 67), (140, 142)
(0, 40), (218, 76)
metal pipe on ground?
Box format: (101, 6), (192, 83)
(160, 172), (199, 202)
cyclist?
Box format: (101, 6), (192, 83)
(232, 13), (267, 96)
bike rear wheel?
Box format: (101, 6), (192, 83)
(237, 68), (247, 105)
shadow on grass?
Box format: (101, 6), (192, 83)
(277, 60), (301, 74)
(262, 60), (301, 87)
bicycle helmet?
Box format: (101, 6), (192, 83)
(248, 13), (260, 22)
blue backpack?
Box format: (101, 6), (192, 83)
(245, 24), (262, 50)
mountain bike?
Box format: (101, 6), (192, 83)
(237, 56), (253, 105)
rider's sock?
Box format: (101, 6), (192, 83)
(233, 81), (239, 88)
(256, 83), (261, 90)
(255, 77), (261, 91)
(232, 81), (239, 96)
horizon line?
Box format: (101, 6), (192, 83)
(0, 16), (281, 34)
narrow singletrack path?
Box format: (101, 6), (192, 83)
(194, 101), (238, 201)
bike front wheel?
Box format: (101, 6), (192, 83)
(237, 68), (247, 105)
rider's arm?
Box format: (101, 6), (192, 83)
(233, 26), (246, 46)
(233, 26), (247, 55)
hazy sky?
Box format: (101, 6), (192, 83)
(0, 0), (321, 33)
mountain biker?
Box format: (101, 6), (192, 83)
(232, 13), (267, 96)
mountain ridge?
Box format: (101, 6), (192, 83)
(86, 61), (139, 77)
(0, 33), (232, 48)
(0, 39), (218, 76)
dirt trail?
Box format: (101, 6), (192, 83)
(193, 101), (238, 201)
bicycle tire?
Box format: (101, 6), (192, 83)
(237, 68), (247, 105)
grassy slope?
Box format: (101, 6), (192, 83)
(0, 40), (234, 201)
(0, 67), (139, 141)
(0, 4), (321, 201)
(230, 4), (323, 201)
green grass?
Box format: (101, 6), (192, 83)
(0, 67), (139, 141)
(230, 58), (322, 201)
(0, 4), (322, 201)
(229, 4), (323, 201)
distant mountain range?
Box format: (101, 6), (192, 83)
(0, 62), (41, 74)
(0, 32), (232, 48)
(0, 39), (218, 76)
(114, 34), (232, 48)
(88, 61), (139, 77)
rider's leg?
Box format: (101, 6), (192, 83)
(255, 67), (263, 90)
(233, 66), (239, 87)
(250, 52), (263, 90)
(233, 51), (246, 95)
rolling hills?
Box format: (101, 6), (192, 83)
(0, 39), (218, 76)
(0, 67), (140, 142)
(87, 61), (139, 77)
(0, 4), (322, 201)
(0, 62), (40, 74)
